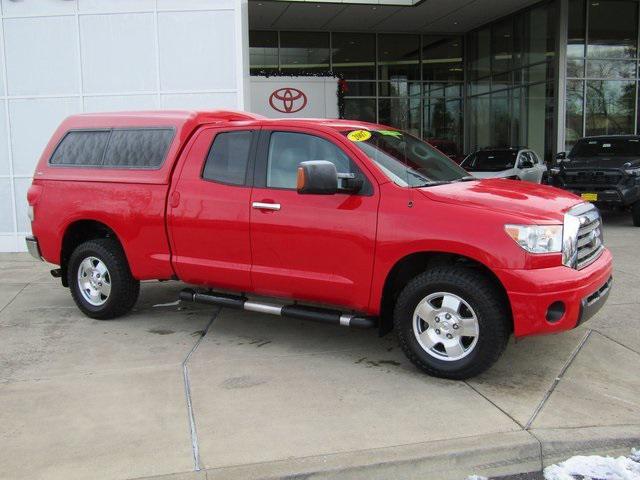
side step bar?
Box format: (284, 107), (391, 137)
(179, 288), (376, 329)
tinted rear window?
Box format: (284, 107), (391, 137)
(49, 131), (110, 166)
(570, 138), (640, 157)
(463, 151), (517, 172)
(50, 128), (174, 168)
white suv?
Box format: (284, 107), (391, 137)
(461, 147), (547, 183)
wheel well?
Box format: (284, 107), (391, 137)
(60, 220), (122, 287)
(379, 252), (512, 336)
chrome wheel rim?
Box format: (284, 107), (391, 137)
(77, 256), (111, 306)
(412, 292), (479, 362)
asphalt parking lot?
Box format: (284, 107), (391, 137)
(1, 211), (639, 480)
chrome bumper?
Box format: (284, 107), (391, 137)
(25, 236), (42, 261)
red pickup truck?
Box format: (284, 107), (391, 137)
(26, 110), (613, 379)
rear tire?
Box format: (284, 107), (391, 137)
(632, 202), (640, 227)
(68, 238), (139, 319)
(394, 266), (510, 380)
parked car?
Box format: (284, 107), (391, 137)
(461, 147), (547, 183)
(549, 135), (640, 226)
(26, 111), (612, 379)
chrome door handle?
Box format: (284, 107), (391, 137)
(252, 202), (281, 211)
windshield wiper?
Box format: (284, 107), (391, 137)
(455, 176), (477, 182)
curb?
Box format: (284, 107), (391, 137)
(135, 426), (640, 480)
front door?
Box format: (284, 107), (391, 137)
(169, 127), (257, 291)
(249, 128), (379, 311)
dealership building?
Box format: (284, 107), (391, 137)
(0, 0), (636, 251)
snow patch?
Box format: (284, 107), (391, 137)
(543, 450), (640, 480)
(466, 476), (488, 480)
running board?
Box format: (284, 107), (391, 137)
(179, 288), (376, 329)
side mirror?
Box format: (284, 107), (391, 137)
(297, 161), (338, 195)
(555, 152), (567, 160)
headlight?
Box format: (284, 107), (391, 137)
(504, 224), (563, 254)
(625, 167), (640, 176)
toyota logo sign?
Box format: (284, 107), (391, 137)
(269, 88), (308, 114)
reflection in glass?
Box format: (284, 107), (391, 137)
(469, 96), (491, 150)
(586, 60), (636, 79)
(567, 59), (584, 78)
(587, 1), (638, 58)
(343, 98), (376, 124)
(378, 98), (420, 137)
(468, 28), (491, 80)
(342, 81), (376, 97)
(567, 0), (586, 58)
(585, 80), (635, 136)
(565, 80), (584, 151)
(492, 19), (514, 73)
(422, 36), (463, 82)
(378, 34), (420, 82)
(331, 33), (375, 80)
(525, 3), (555, 65)
(491, 92), (510, 147)
(249, 31), (278, 74)
(423, 98), (463, 161)
(279, 31), (330, 72)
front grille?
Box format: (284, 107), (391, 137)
(564, 170), (622, 186)
(575, 211), (604, 269)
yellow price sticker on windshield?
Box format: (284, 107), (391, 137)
(347, 130), (371, 142)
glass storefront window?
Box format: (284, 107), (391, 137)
(566, 80), (584, 151)
(343, 98), (376, 124)
(467, 1), (556, 161)
(492, 18), (514, 74)
(567, 0), (586, 58)
(490, 91), (510, 146)
(249, 31), (278, 74)
(331, 33), (375, 80)
(525, 3), (555, 65)
(279, 31), (330, 72)
(566, 0), (640, 145)
(587, 1), (638, 58)
(586, 60), (636, 79)
(468, 28), (491, 81)
(378, 98), (420, 137)
(585, 80), (636, 136)
(422, 36), (463, 82)
(378, 34), (420, 82)
(423, 98), (463, 160)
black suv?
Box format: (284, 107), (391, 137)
(548, 135), (640, 226)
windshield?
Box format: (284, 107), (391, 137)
(343, 129), (470, 187)
(570, 138), (640, 158)
(462, 151), (517, 172)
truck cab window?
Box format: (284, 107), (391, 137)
(202, 130), (253, 185)
(267, 132), (353, 189)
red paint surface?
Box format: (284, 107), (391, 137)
(29, 110), (613, 338)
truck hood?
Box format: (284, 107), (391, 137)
(565, 156), (640, 169)
(418, 179), (582, 223)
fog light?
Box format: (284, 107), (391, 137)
(546, 301), (566, 323)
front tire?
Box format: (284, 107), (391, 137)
(394, 266), (510, 380)
(68, 238), (140, 319)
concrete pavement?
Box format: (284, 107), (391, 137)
(0, 210), (638, 480)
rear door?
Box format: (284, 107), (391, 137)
(249, 127), (379, 311)
(168, 126), (257, 290)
